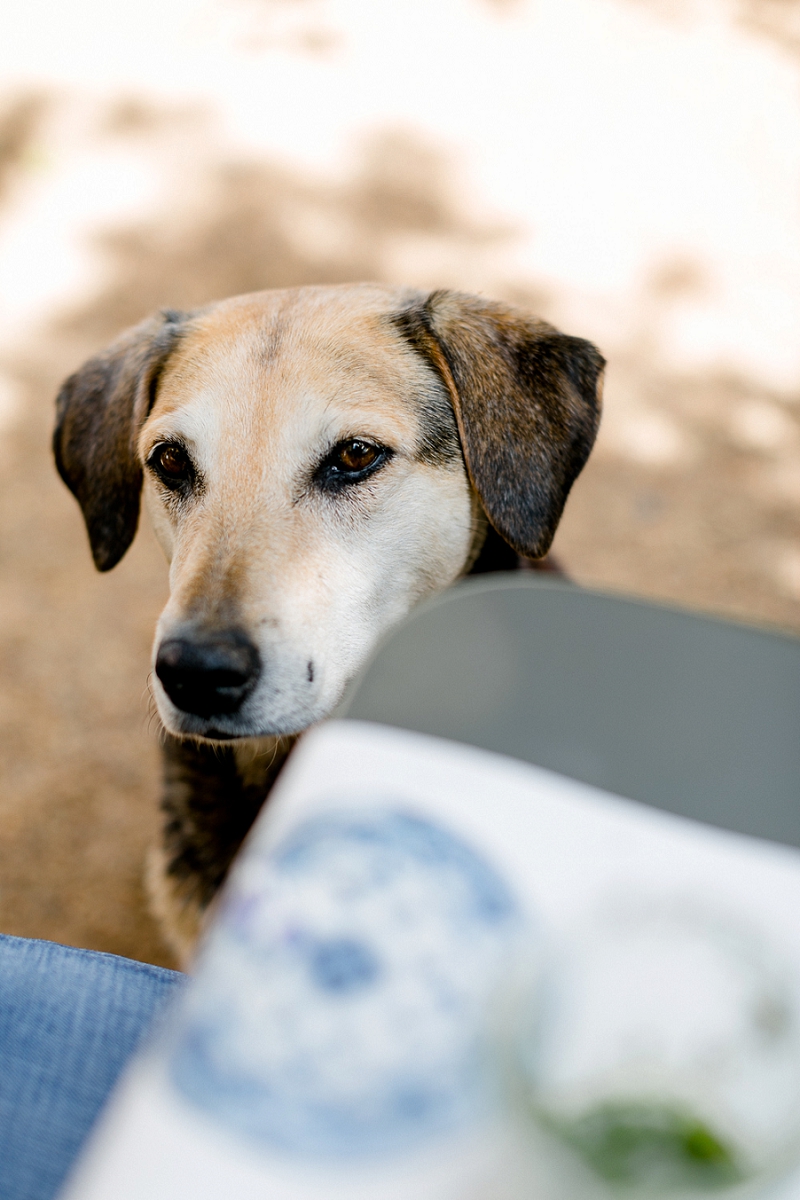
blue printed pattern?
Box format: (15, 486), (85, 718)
(170, 810), (521, 1157)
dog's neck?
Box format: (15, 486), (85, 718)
(466, 521), (561, 576)
(467, 521), (521, 575)
(231, 735), (295, 789)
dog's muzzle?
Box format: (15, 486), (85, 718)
(155, 628), (261, 719)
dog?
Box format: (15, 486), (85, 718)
(53, 284), (604, 962)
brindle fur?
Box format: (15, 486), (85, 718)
(54, 309), (189, 571)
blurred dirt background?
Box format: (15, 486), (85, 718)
(1, 0), (800, 967)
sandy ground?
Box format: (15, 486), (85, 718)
(0, 2), (799, 968)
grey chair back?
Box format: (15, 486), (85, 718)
(341, 578), (800, 849)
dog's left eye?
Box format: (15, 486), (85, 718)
(334, 440), (380, 472)
(147, 442), (194, 489)
(315, 439), (390, 489)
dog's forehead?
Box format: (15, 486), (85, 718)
(151, 285), (434, 429)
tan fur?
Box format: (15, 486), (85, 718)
(53, 283), (604, 960)
(144, 842), (203, 964)
(142, 286), (478, 741)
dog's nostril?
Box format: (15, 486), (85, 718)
(155, 630), (261, 719)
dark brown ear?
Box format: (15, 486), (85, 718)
(53, 309), (188, 571)
(394, 289), (604, 559)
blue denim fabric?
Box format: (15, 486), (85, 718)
(0, 934), (184, 1200)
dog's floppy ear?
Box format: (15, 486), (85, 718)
(53, 309), (188, 571)
(394, 289), (604, 559)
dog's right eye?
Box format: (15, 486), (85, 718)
(147, 443), (194, 490)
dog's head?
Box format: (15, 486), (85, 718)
(54, 284), (603, 740)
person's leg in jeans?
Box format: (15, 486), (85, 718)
(0, 934), (183, 1200)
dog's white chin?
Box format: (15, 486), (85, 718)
(153, 690), (328, 743)
(159, 711), (315, 742)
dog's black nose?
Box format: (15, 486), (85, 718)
(155, 630), (261, 718)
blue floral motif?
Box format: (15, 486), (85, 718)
(308, 937), (381, 993)
(170, 809), (522, 1157)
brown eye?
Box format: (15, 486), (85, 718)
(158, 445), (187, 475)
(148, 442), (194, 489)
(314, 438), (391, 491)
(336, 440), (379, 472)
